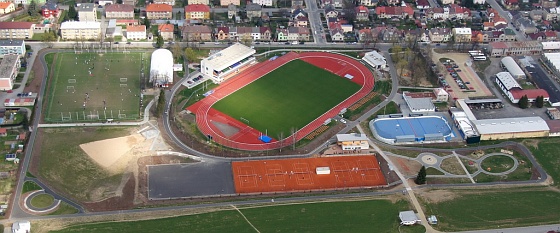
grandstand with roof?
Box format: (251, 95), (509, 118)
(200, 43), (256, 83)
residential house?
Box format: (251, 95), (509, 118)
(429, 28), (451, 42)
(529, 10), (544, 21)
(181, 25), (212, 42)
(0, 2), (15, 15)
(0, 40), (25, 58)
(358, 28), (372, 42)
(386, 0), (400, 5)
(323, 0), (343, 7)
(292, 0), (304, 7)
(330, 28), (344, 41)
(153, 0), (176, 5)
(540, 0), (556, 8)
(228, 4), (237, 18)
(60, 21), (101, 40)
(158, 24), (174, 40)
(452, 27), (471, 42)
(184, 4), (210, 20)
(78, 3), (97, 22)
(187, 0), (208, 4)
(246, 3), (262, 19)
(488, 41), (542, 57)
(104, 4), (134, 19)
(40, 2), (59, 18)
(403, 29), (423, 43)
(515, 17), (538, 34)
(375, 6), (414, 19)
(292, 15), (308, 27)
(544, 7), (560, 21)
(287, 27), (299, 41)
(325, 6), (338, 18)
(292, 7), (306, 18)
(474, 0), (485, 3)
(146, 3), (172, 19)
(501, 0), (519, 10)
(216, 26), (230, 40)
(0, 55), (20, 91)
(380, 27), (401, 42)
(0, 22), (34, 39)
(253, 0), (273, 6)
(528, 32), (546, 41)
(230, 26), (271, 41)
(297, 26), (310, 41)
(416, 0), (430, 9)
(277, 28), (288, 41)
(420, 29), (430, 42)
(0, 128), (6, 137)
(355, 5), (369, 21)
(221, 0), (240, 5)
(425, 4), (470, 20)
(544, 30), (558, 41)
(126, 25), (146, 40)
(361, 0), (378, 6)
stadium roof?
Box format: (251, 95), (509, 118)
(473, 117), (549, 135)
(201, 43), (255, 71)
(60, 21), (101, 29)
(501, 57), (525, 78)
(495, 72), (521, 91)
(150, 49), (174, 84)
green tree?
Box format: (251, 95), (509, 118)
(392, 45), (402, 63)
(184, 48), (197, 62)
(117, 0), (123, 3)
(415, 166), (426, 185)
(41, 30), (56, 42)
(143, 17), (151, 30)
(20, 111), (29, 131)
(518, 95), (529, 109)
(68, 5), (78, 20)
(155, 35), (164, 48)
(536, 95), (544, 108)
(28, 0), (39, 17)
(155, 89), (166, 118)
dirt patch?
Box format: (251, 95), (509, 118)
(82, 174), (135, 212)
(440, 157), (467, 175)
(417, 189), (459, 204)
(80, 134), (144, 170)
(522, 139), (540, 149)
(389, 157), (422, 177)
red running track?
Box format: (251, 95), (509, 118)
(187, 52), (375, 151)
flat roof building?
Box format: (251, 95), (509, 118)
(60, 21), (101, 40)
(362, 50), (387, 70)
(200, 43), (255, 83)
(473, 116), (549, 140)
(0, 40), (25, 58)
(403, 93), (435, 113)
(0, 54), (20, 91)
(501, 56), (526, 79)
(336, 133), (369, 151)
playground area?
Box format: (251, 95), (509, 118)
(232, 156), (386, 193)
(45, 52), (146, 122)
(187, 52), (375, 151)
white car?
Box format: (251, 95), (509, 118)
(340, 119), (347, 124)
(214, 42), (220, 45)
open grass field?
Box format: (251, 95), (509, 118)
(45, 52), (145, 122)
(212, 59), (361, 137)
(52, 199), (425, 233)
(30, 193), (55, 209)
(524, 138), (560, 188)
(422, 188), (560, 231)
(36, 127), (132, 202)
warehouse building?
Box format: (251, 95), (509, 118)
(473, 117), (549, 140)
(200, 43), (255, 83)
(495, 72), (549, 104)
(500, 56), (526, 79)
(449, 109), (480, 143)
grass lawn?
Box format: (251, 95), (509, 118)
(30, 193), (54, 209)
(524, 138), (560, 187)
(48, 202), (79, 216)
(479, 155), (515, 173)
(37, 127), (132, 202)
(45, 52), (146, 122)
(53, 199), (424, 233)
(22, 181), (42, 193)
(212, 59), (361, 138)
(423, 189), (560, 231)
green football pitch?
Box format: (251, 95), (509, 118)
(212, 59), (361, 138)
(45, 52), (146, 122)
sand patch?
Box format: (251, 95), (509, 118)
(80, 134), (145, 168)
(417, 189), (458, 204)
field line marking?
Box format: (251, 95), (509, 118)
(452, 151), (475, 183)
(231, 205), (261, 233)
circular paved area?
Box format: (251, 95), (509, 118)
(420, 154), (438, 166)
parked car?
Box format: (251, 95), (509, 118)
(456, 69), (462, 72)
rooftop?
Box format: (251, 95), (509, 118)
(336, 133), (368, 142)
(0, 40), (24, 47)
(185, 4), (210, 12)
(0, 22), (34, 30)
(127, 25), (146, 32)
(201, 43), (255, 71)
(473, 117), (549, 135)
(105, 4), (134, 12)
(78, 3), (95, 12)
(60, 21), (101, 29)
(0, 55), (19, 79)
(496, 72), (521, 91)
(0, 2), (12, 9)
(146, 3), (172, 12)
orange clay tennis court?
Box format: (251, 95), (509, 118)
(232, 156), (387, 194)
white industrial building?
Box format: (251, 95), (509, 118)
(543, 53), (560, 74)
(200, 43), (255, 83)
(500, 56), (526, 79)
(399, 211), (421, 226)
(450, 110), (479, 142)
(542, 41), (560, 51)
(495, 72), (549, 104)
(403, 94), (435, 113)
(362, 50), (388, 70)
(473, 117), (549, 140)
(336, 133), (369, 151)
(150, 49), (174, 87)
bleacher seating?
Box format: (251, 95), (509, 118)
(349, 92), (379, 111)
(304, 125), (329, 140)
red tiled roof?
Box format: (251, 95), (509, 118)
(490, 41), (508, 49)
(545, 30), (557, 37)
(146, 3), (172, 12)
(127, 25), (146, 32)
(546, 120), (560, 133)
(510, 88), (549, 100)
(0, 2), (13, 9)
(0, 22), (33, 29)
(158, 24), (174, 33)
(0, 128), (6, 134)
(185, 4), (210, 13)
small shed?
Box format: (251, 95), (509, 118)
(0, 128), (6, 137)
(5, 154), (16, 161)
(316, 167), (331, 175)
(399, 211), (421, 225)
(12, 220), (31, 233)
(17, 133), (26, 141)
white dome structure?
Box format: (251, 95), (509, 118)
(150, 49), (174, 87)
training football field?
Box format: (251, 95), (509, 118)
(212, 59), (361, 138)
(45, 52), (145, 122)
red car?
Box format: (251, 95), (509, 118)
(7, 90), (12, 93)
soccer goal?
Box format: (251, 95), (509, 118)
(68, 79), (76, 83)
(120, 78), (128, 83)
(67, 86), (75, 90)
(120, 84), (128, 87)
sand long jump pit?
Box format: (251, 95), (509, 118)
(80, 134), (146, 171)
